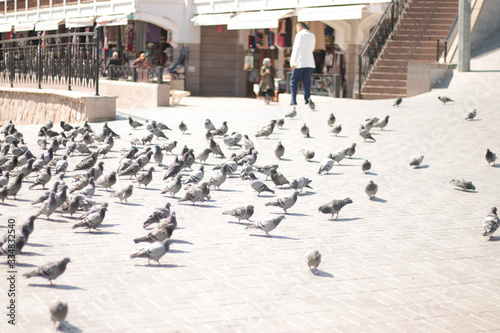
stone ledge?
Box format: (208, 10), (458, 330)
(0, 87), (116, 125)
(99, 80), (170, 109)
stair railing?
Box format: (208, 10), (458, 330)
(358, 0), (410, 98)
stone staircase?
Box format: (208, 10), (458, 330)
(359, 0), (459, 99)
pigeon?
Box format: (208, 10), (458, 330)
(359, 125), (376, 142)
(486, 149), (496, 166)
(111, 184), (134, 203)
(450, 179), (476, 191)
(345, 143), (356, 158)
(393, 96), (402, 107)
(72, 205), (107, 231)
(362, 160), (372, 174)
(318, 197), (353, 220)
(365, 180), (378, 199)
(60, 121), (73, 132)
(102, 122), (120, 139)
(75, 142), (92, 155)
(205, 119), (216, 131)
(134, 212), (177, 243)
(255, 120), (276, 139)
(96, 171), (117, 191)
(318, 156), (334, 174)
(97, 143), (111, 158)
(178, 182), (210, 205)
(270, 168), (289, 188)
(410, 154), (424, 168)
(23, 257), (71, 285)
(74, 152), (98, 171)
(300, 123), (310, 138)
(209, 138), (225, 158)
(306, 250), (321, 274)
(61, 195), (83, 217)
(0, 234), (26, 256)
(162, 174), (183, 197)
(29, 166), (52, 189)
(285, 107), (297, 118)
(254, 164), (278, 180)
(242, 135), (255, 150)
(152, 145), (163, 166)
(34, 192), (58, 220)
(330, 149), (348, 165)
(274, 141), (285, 160)
(1, 156), (19, 172)
(119, 160), (143, 179)
(276, 118), (285, 128)
(184, 166), (204, 185)
(134, 167), (155, 188)
(18, 216), (37, 239)
(130, 239), (173, 265)
(156, 122), (171, 131)
(438, 96), (454, 104)
(245, 215), (286, 236)
(249, 172), (274, 196)
(55, 185), (69, 209)
(308, 100), (315, 110)
(49, 301), (68, 328)
(374, 115), (390, 130)
(177, 121), (188, 134)
(265, 191), (298, 214)
(150, 121), (168, 139)
(213, 121), (228, 136)
(483, 207), (499, 239)
(129, 117), (143, 129)
(222, 204), (254, 223)
(237, 149), (258, 166)
(331, 124), (342, 136)
(55, 155), (69, 174)
(32, 182), (60, 206)
(222, 134), (241, 148)
(142, 132), (154, 145)
(143, 202), (171, 228)
(196, 148), (212, 164)
(300, 149), (315, 161)
(465, 109), (477, 120)
(208, 164), (230, 190)
(327, 113), (336, 127)
(6, 173), (24, 199)
(290, 177), (313, 193)
(0, 170), (9, 186)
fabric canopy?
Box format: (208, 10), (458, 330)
(0, 23), (13, 33)
(227, 9), (293, 30)
(65, 16), (96, 28)
(296, 5), (366, 22)
(35, 19), (64, 31)
(96, 13), (131, 27)
(15, 21), (35, 32)
(191, 13), (234, 26)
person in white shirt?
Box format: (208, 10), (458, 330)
(290, 22), (316, 110)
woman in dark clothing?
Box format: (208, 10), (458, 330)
(258, 58), (276, 104)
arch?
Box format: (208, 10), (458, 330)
(133, 12), (181, 43)
(356, 12), (381, 44)
(321, 20), (352, 49)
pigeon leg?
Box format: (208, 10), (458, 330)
(265, 231), (270, 237)
(147, 259), (151, 265)
(49, 280), (54, 286)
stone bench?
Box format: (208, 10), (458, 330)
(170, 90), (191, 106)
(0, 87), (116, 125)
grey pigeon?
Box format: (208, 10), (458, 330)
(143, 202), (171, 228)
(359, 125), (376, 142)
(483, 207), (499, 239)
(128, 117), (143, 129)
(78, 177), (96, 197)
(222, 204), (254, 223)
(274, 141), (285, 160)
(331, 124), (342, 136)
(135, 212), (177, 243)
(74, 152), (98, 171)
(196, 148), (212, 164)
(134, 167), (155, 188)
(290, 177), (313, 192)
(208, 165), (230, 190)
(72, 205), (107, 231)
(209, 138), (225, 158)
(179, 121), (188, 134)
(0, 186), (8, 203)
(365, 180), (378, 199)
(265, 191), (298, 214)
(141, 133), (154, 145)
(161, 141), (177, 154)
(450, 179), (476, 191)
(49, 301), (68, 328)
(150, 121), (168, 139)
(255, 164), (278, 180)
(486, 149), (496, 166)
(285, 107), (297, 118)
(222, 134), (241, 148)
(276, 118), (285, 128)
(96, 171), (117, 191)
(438, 96), (454, 104)
(327, 113), (336, 127)
(55, 185), (68, 209)
(7, 173), (24, 199)
(29, 166), (51, 189)
(362, 160), (372, 174)
(111, 184), (134, 203)
(0, 234), (26, 256)
(245, 215), (286, 236)
(270, 168), (289, 188)
(330, 149), (348, 165)
(184, 165), (204, 185)
(61, 195), (82, 217)
(464, 108), (477, 121)
(205, 119), (216, 131)
(306, 250), (321, 274)
(255, 120), (276, 139)
(130, 238), (173, 265)
(119, 160), (143, 179)
(345, 143), (356, 158)
(410, 154), (424, 168)
(318, 156), (334, 174)
(249, 172), (275, 196)
(162, 174), (183, 197)
(153, 145), (164, 165)
(156, 122), (171, 131)
(23, 257), (71, 285)
(213, 121), (228, 136)
(393, 96), (402, 107)
(31, 181), (60, 205)
(300, 149), (315, 161)
(374, 115), (390, 130)
(55, 155), (69, 174)
(178, 182), (210, 205)
(318, 197), (353, 220)
(300, 123), (310, 138)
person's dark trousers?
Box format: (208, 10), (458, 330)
(290, 67), (313, 105)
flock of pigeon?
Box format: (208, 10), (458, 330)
(0, 92), (498, 329)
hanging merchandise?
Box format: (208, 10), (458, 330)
(126, 21), (135, 53)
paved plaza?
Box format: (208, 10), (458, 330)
(2, 31), (500, 332)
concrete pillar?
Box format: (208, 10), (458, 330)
(458, 0), (471, 72)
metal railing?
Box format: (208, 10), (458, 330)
(358, 0), (410, 98)
(0, 30), (100, 95)
(285, 72), (342, 98)
(108, 65), (167, 84)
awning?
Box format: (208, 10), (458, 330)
(0, 23), (13, 33)
(65, 16), (95, 28)
(227, 9), (293, 30)
(296, 5), (366, 22)
(191, 13), (234, 26)
(96, 13), (132, 27)
(35, 19), (64, 31)
(15, 21), (35, 32)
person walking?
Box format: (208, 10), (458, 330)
(258, 58), (276, 104)
(290, 22), (316, 111)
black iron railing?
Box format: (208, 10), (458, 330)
(0, 30), (100, 95)
(285, 72), (342, 97)
(108, 65), (167, 84)
(358, 0), (410, 98)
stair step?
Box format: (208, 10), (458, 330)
(383, 53), (436, 61)
(385, 47), (436, 54)
(358, 92), (406, 100)
(361, 86), (407, 94)
(369, 72), (407, 81)
(366, 79), (407, 88)
(372, 66), (408, 75)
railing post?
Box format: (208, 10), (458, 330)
(38, 32), (42, 89)
(436, 40), (440, 62)
(358, 54), (362, 99)
(68, 31), (72, 91)
(444, 40), (448, 60)
(157, 66), (163, 84)
(95, 27), (100, 96)
(132, 67), (138, 82)
(9, 41), (14, 88)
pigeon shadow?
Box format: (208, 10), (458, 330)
(11, 198), (31, 202)
(491, 164), (500, 168)
(365, 171), (378, 176)
(74, 230), (120, 235)
(47, 218), (71, 223)
(371, 197), (388, 203)
(0, 202), (16, 207)
(140, 187), (161, 191)
(20, 251), (45, 256)
(28, 283), (85, 290)
(298, 191), (316, 196)
(452, 188), (477, 193)
(249, 234), (300, 240)
(171, 239), (193, 245)
(487, 236), (500, 242)
(414, 165), (429, 169)
(123, 202), (143, 206)
(59, 321), (83, 333)
(169, 249), (189, 254)
(0, 261), (37, 268)
(314, 269), (334, 278)
(333, 217), (363, 222)
(331, 135), (348, 138)
(134, 264), (185, 268)
(216, 188), (240, 192)
(278, 158), (293, 162)
(306, 160), (320, 163)
(227, 221), (250, 225)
